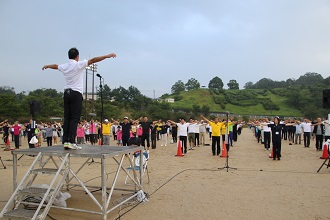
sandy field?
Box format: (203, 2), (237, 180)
(0, 128), (329, 220)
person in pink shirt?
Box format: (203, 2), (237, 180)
(116, 126), (122, 146)
(137, 125), (143, 138)
(89, 120), (97, 145)
(12, 121), (21, 149)
(76, 123), (85, 144)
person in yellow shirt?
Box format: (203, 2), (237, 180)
(102, 119), (112, 145)
(201, 115), (224, 156)
(156, 119), (163, 140)
(220, 119), (233, 143)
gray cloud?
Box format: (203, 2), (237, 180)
(0, 0), (329, 98)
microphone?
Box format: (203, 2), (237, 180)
(96, 73), (102, 78)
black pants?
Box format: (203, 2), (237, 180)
(172, 132), (177, 143)
(179, 136), (187, 153)
(282, 130), (287, 140)
(194, 133), (200, 146)
(90, 134), (97, 145)
(122, 137), (130, 146)
(264, 132), (271, 149)
(315, 135), (323, 150)
(47, 137), (52, 146)
(273, 139), (281, 159)
(151, 133), (157, 149)
(212, 136), (221, 155)
(14, 135), (19, 148)
(303, 132), (311, 147)
(257, 130), (261, 143)
(63, 89), (82, 144)
(141, 133), (150, 148)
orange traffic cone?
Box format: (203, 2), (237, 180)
(220, 141), (228, 157)
(3, 138), (10, 151)
(269, 147), (273, 158)
(320, 143), (329, 159)
(175, 141), (184, 157)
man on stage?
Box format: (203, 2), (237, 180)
(42, 48), (116, 149)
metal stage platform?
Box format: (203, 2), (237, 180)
(9, 145), (145, 220)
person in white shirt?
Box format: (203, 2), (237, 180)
(187, 118), (197, 150)
(294, 120), (303, 145)
(301, 118), (312, 148)
(168, 119), (189, 154)
(199, 120), (207, 146)
(324, 117), (330, 142)
(194, 122), (200, 147)
(42, 48), (116, 149)
(262, 118), (271, 150)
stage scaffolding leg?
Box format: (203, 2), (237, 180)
(102, 156), (107, 220)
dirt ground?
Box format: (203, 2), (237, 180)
(0, 129), (329, 220)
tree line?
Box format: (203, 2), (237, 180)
(0, 72), (329, 122)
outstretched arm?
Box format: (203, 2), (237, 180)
(200, 115), (209, 123)
(42, 64), (58, 70)
(88, 53), (117, 66)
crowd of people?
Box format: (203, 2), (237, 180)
(249, 116), (330, 160)
(0, 116), (245, 156)
(2, 115), (329, 160)
(0, 119), (63, 150)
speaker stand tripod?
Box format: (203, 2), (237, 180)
(218, 143), (237, 172)
(0, 156), (6, 169)
(218, 112), (237, 172)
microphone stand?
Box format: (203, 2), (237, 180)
(99, 76), (104, 146)
(218, 112), (237, 172)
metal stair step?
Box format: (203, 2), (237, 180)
(3, 209), (41, 219)
(31, 168), (65, 175)
(19, 186), (54, 197)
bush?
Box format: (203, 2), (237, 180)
(173, 95), (183, 101)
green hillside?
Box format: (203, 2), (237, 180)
(166, 89), (303, 117)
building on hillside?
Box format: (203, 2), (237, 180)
(165, 98), (175, 103)
(83, 93), (99, 100)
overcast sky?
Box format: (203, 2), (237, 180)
(1, 0), (329, 98)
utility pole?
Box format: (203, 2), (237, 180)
(90, 64), (97, 113)
(85, 68), (88, 120)
(85, 63), (97, 118)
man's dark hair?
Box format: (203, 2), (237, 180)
(68, 47), (79, 59)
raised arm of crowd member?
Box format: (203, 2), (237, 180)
(311, 118), (323, 126)
(110, 118), (119, 124)
(167, 119), (177, 125)
(42, 53), (117, 70)
(200, 115), (210, 123)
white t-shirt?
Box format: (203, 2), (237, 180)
(301, 122), (312, 132)
(58, 59), (88, 94)
(324, 120), (330, 136)
(177, 123), (188, 136)
(187, 123), (196, 133)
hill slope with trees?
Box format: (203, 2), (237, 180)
(0, 72), (329, 122)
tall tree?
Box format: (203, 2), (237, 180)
(295, 72), (324, 86)
(0, 86), (15, 94)
(244, 81), (254, 89)
(171, 80), (185, 94)
(99, 84), (112, 101)
(254, 78), (276, 89)
(227, 79), (239, 90)
(208, 77), (224, 90)
(185, 78), (200, 91)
